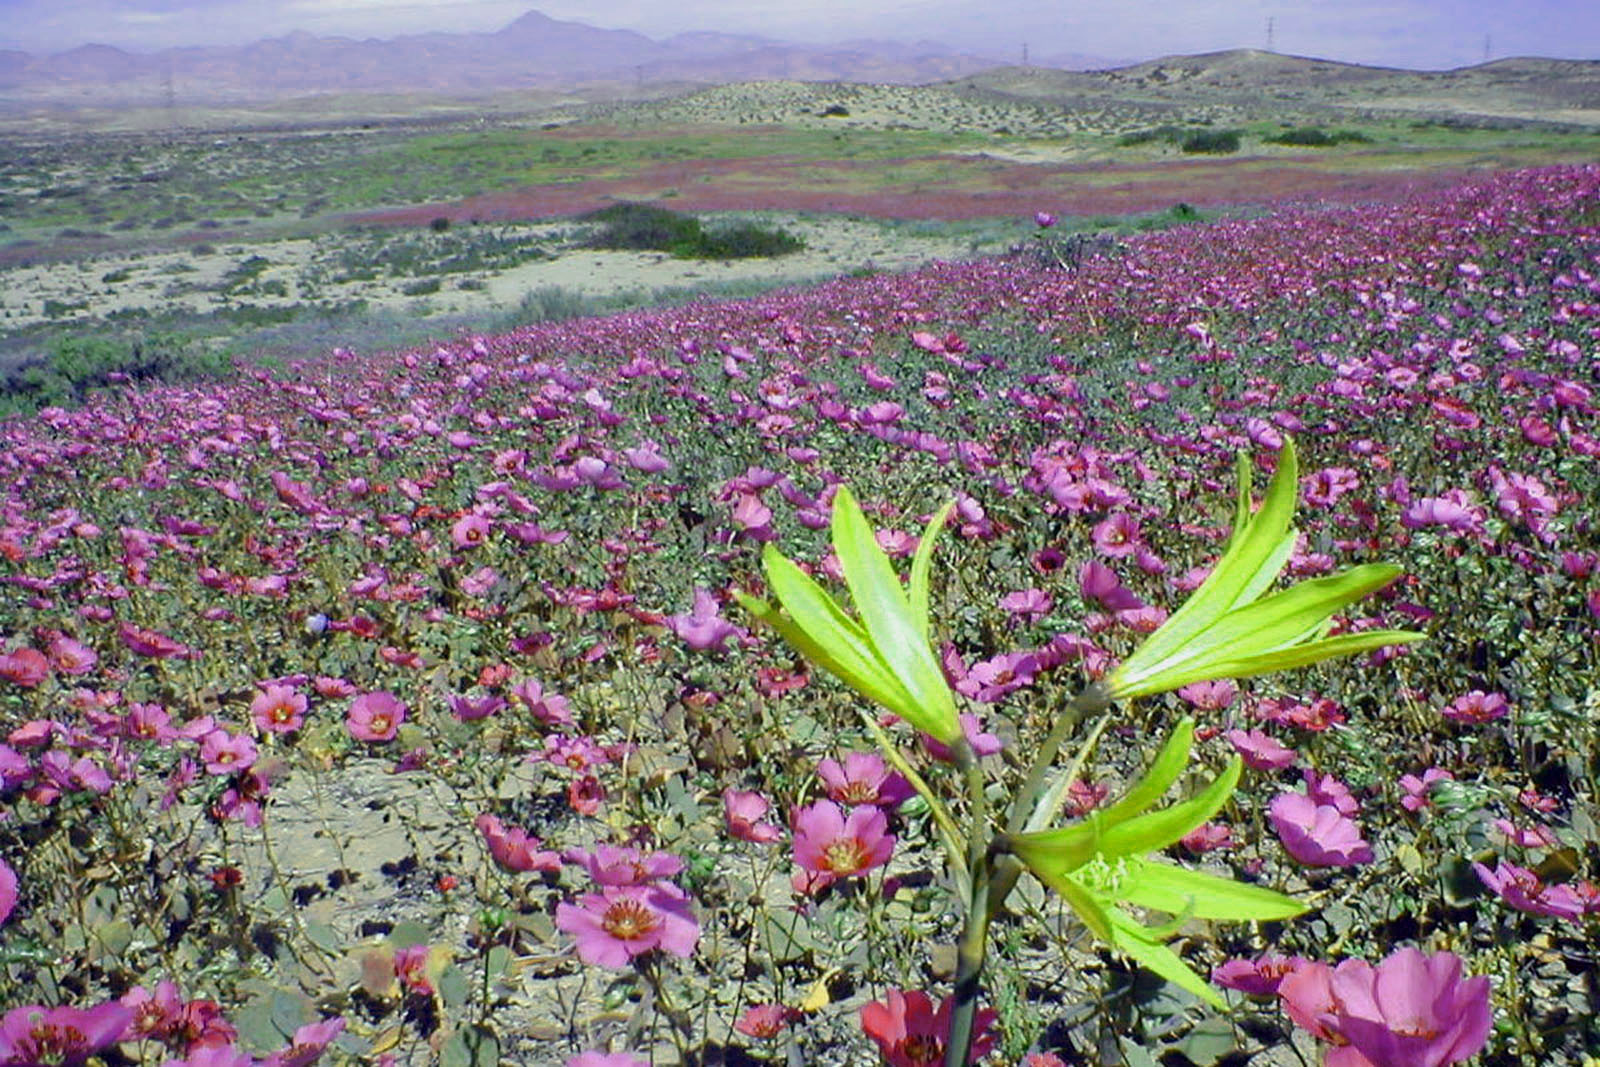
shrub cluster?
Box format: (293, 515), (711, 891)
(1266, 126), (1376, 147)
(1180, 129), (1242, 154)
(582, 202), (804, 260)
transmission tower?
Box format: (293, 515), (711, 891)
(1266, 17), (1275, 52)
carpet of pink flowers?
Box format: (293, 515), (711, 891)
(1, 164), (1597, 1067)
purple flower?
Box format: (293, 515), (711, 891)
(1269, 792), (1373, 867)
(0, 1002), (132, 1067)
(1329, 948), (1492, 1067)
(1473, 859), (1588, 920)
(816, 752), (912, 809)
(555, 884), (699, 968)
(0, 856), (15, 927)
(567, 1053), (648, 1067)
(665, 588), (746, 652)
(1226, 729), (1297, 771)
(1399, 768), (1454, 813)
(791, 800), (894, 890)
(1440, 690), (1509, 725)
(1212, 953), (1306, 996)
(723, 788), (783, 844)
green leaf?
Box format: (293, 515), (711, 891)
(1107, 910), (1224, 1008)
(1119, 441), (1299, 683)
(1100, 758), (1242, 857)
(1008, 821), (1102, 879)
(1098, 718), (1194, 825)
(1125, 563), (1403, 692)
(1026, 867), (1114, 942)
(909, 499), (956, 641)
(830, 487), (959, 742)
(440, 1024), (499, 1067)
(736, 581), (911, 720)
(1118, 860), (1309, 921)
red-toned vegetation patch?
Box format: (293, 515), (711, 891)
(362, 154), (1483, 227)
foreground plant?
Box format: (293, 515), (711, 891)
(741, 439), (1425, 1064)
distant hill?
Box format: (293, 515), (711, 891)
(0, 9), (1010, 103)
(953, 49), (1600, 126)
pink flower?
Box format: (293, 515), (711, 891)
(921, 712), (1003, 761)
(1177, 678), (1237, 711)
(446, 694), (505, 721)
(791, 800), (894, 891)
(259, 1017), (347, 1067)
(346, 691), (406, 742)
(1180, 822), (1235, 853)
(665, 588), (745, 652)
(450, 513), (491, 548)
(198, 729), (258, 776)
(0, 856), (16, 927)
(1304, 769), (1361, 815)
(1078, 560), (1143, 611)
(555, 885), (699, 968)
(1473, 859), (1588, 920)
(1033, 211), (1057, 228)
(1399, 768), (1454, 813)
(393, 945), (434, 995)
(251, 684), (307, 734)
(860, 989), (996, 1067)
(47, 637), (98, 676)
(568, 775), (605, 815)
(1329, 948), (1492, 1067)
(1226, 729), (1297, 770)
(1091, 512), (1142, 558)
(0, 648), (49, 688)
(816, 752), (912, 808)
(723, 789), (783, 844)
(509, 679), (573, 726)
(564, 845), (684, 887)
(567, 1053), (647, 1067)
(475, 814), (560, 873)
(733, 1003), (797, 1039)
(1440, 690), (1509, 725)
(1269, 792), (1373, 867)
(118, 622), (196, 659)
(998, 588), (1052, 623)
(1212, 952), (1307, 996)
(0, 1002), (133, 1067)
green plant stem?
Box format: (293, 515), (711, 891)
(1006, 683), (1111, 834)
(943, 851), (994, 1067)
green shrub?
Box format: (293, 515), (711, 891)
(1180, 129), (1241, 154)
(583, 202), (705, 253)
(1266, 127), (1374, 147)
(694, 222), (805, 259)
(402, 278), (442, 296)
(583, 202), (803, 260)
(0, 331), (231, 412)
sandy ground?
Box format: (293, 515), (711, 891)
(0, 215), (985, 333)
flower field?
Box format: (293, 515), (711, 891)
(1, 164), (1597, 1067)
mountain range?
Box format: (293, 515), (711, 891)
(0, 10), (1085, 101)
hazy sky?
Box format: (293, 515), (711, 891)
(1, 0), (1596, 70)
